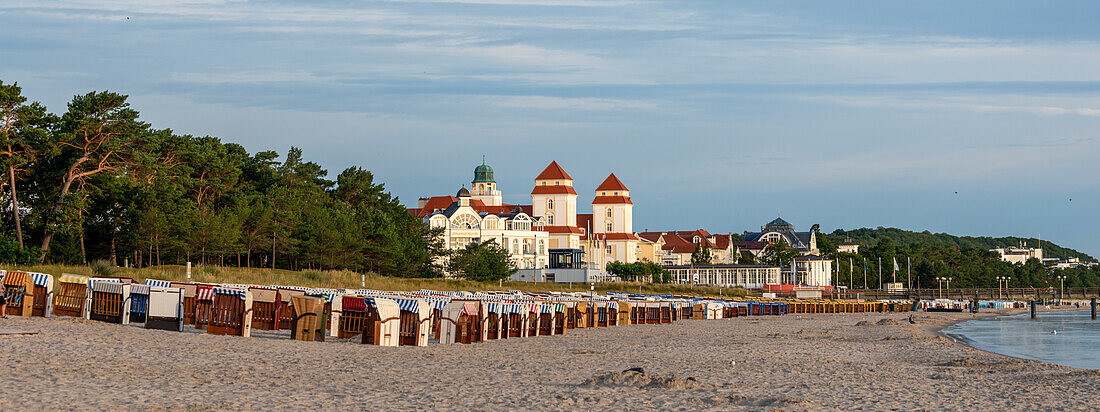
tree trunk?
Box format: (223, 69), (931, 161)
(79, 230), (87, 264)
(246, 248), (251, 268)
(8, 162), (22, 247)
(39, 174), (78, 260)
(110, 223), (118, 265)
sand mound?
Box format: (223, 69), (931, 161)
(855, 321), (872, 326)
(704, 395), (812, 408)
(876, 318), (899, 325)
(582, 368), (711, 390)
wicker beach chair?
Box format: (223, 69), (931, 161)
(53, 274), (92, 318)
(360, 297), (401, 347)
(207, 288), (253, 337)
(290, 295), (326, 342)
(249, 287), (281, 330)
(89, 281), (132, 324)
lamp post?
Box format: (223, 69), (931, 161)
(1056, 275), (1067, 301)
(936, 277), (946, 299)
(996, 276), (1011, 299)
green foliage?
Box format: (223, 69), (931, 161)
(736, 250), (755, 265)
(606, 260), (668, 283)
(690, 243), (712, 265)
(759, 239), (800, 267)
(447, 239), (516, 282)
(89, 259), (118, 277)
(830, 227), (1092, 261)
(0, 80), (445, 276)
(0, 235), (40, 265)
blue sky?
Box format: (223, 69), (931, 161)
(2, 1), (1098, 256)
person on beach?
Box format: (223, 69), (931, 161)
(0, 289), (7, 318)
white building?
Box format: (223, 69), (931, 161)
(409, 160), (639, 277)
(990, 246), (1043, 264)
(793, 254), (834, 287)
(665, 265), (782, 289)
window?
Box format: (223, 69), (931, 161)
(605, 245), (612, 255)
(606, 221), (613, 232)
(511, 239), (518, 254)
(606, 208), (612, 218)
(547, 214), (555, 225)
(547, 199), (554, 210)
(538, 240), (545, 254)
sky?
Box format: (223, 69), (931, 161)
(1, 1), (1098, 256)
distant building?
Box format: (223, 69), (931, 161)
(837, 243), (860, 254)
(742, 217), (818, 254)
(408, 160), (639, 277)
(636, 230), (742, 266)
(990, 245), (1043, 264)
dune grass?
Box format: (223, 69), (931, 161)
(13, 264), (749, 298)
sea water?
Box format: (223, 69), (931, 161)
(943, 310), (1100, 369)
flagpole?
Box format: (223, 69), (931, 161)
(907, 257), (911, 290)
(878, 257), (882, 290)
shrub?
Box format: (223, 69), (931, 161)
(89, 259), (119, 277)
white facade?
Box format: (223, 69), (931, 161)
(427, 194), (550, 271)
(666, 265), (782, 289)
(794, 255), (833, 286)
(991, 247), (1043, 264)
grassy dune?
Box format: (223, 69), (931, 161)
(13, 264), (748, 298)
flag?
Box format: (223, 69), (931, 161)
(893, 257), (900, 271)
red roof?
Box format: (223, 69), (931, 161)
(638, 233), (662, 242)
(535, 161), (573, 181)
(600, 233), (640, 241)
(543, 225), (584, 234)
(595, 173), (629, 191)
(735, 241), (769, 250)
(407, 196), (457, 217)
(660, 235), (698, 254)
(531, 185), (578, 195)
(591, 196), (632, 205)
(577, 213), (593, 233)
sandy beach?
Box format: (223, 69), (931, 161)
(2, 311), (1096, 410)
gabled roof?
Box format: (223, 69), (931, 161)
(576, 213), (593, 234)
(407, 196), (457, 217)
(535, 161), (573, 181)
(660, 234), (698, 254)
(531, 185), (578, 195)
(543, 225), (584, 234)
(591, 196), (632, 205)
(595, 173), (628, 191)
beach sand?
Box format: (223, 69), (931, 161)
(2, 311), (1096, 410)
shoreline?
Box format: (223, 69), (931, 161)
(938, 307), (1097, 371)
(3, 311), (1098, 409)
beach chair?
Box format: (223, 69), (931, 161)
(482, 301), (504, 340)
(2, 271), (34, 317)
(290, 295), (326, 342)
(526, 304), (540, 336)
(506, 303), (526, 338)
(249, 287), (282, 330)
(537, 304), (555, 335)
(172, 283), (198, 325)
(440, 300), (481, 344)
(194, 285), (215, 329)
(553, 304), (567, 334)
(617, 302), (633, 325)
(361, 297), (401, 347)
(146, 286), (185, 331)
(646, 302), (661, 324)
(27, 272), (53, 317)
(89, 281), (132, 324)
(129, 284), (151, 323)
(277, 288), (306, 330)
(207, 288), (253, 337)
(395, 298), (431, 346)
(595, 302), (610, 327)
(660, 302), (672, 323)
(53, 274), (92, 318)
(339, 295), (370, 339)
(328, 294), (343, 338)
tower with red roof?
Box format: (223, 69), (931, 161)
(590, 173), (639, 263)
(530, 161), (583, 250)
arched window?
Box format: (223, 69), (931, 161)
(547, 198), (554, 210)
(606, 208), (612, 218)
(606, 221), (613, 232)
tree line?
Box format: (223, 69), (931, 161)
(0, 81), (444, 276)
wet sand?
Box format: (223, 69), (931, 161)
(2, 311), (1096, 410)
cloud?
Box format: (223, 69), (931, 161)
(489, 95), (658, 111)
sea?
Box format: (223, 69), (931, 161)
(943, 309), (1100, 370)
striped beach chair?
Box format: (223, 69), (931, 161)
(360, 298), (401, 347)
(440, 300), (481, 344)
(146, 286), (185, 331)
(194, 285), (215, 329)
(129, 284), (151, 323)
(54, 274), (93, 318)
(2, 271), (34, 317)
(395, 298), (432, 346)
(89, 281), (132, 324)
(29, 272), (53, 317)
(207, 287), (253, 337)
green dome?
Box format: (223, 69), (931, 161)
(473, 162), (495, 183)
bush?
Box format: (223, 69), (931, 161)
(0, 235), (41, 266)
(89, 259), (119, 277)
(303, 270), (322, 281)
